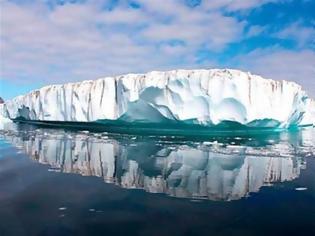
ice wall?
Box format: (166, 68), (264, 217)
(1, 69), (314, 128)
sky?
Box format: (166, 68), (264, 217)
(0, 0), (314, 100)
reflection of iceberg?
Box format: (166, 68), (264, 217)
(2, 127), (313, 201)
(1, 69), (314, 131)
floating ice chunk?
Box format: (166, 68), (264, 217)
(295, 187), (307, 191)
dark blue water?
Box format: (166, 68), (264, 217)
(0, 125), (315, 236)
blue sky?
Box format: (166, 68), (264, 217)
(0, 0), (314, 100)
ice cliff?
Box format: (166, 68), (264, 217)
(1, 69), (314, 128)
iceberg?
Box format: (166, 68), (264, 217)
(0, 69), (314, 131)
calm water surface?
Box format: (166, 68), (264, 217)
(0, 124), (315, 236)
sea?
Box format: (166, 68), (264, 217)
(0, 123), (314, 236)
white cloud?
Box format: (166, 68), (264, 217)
(143, 12), (245, 50)
(274, 21), (315, 48)
(201, 0), (287, 11)
(1, 0), (313, 99)
(236, 48), (315, 96)
(0, 0), (245, 85)
(246, 25), (266, 37)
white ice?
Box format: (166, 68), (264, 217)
(1, 69), (314, 128)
